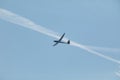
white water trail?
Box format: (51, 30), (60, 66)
(70, 41), (120, 64)
(0, 8), (120, 64)
(116, 72), (120, 77)
(86, 45), (120, 52)
(0, 8), (60, 39)
(115, 66), (120, 77)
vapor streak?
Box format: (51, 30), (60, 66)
(70, 41), (120, 64)
(86, 45), (120, 52)
(0, 8), (120, 64)
(116, 72), (120, 77)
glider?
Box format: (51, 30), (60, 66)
(53, 33), (70, 46)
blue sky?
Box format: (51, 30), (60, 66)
(0, 0), (120, 80)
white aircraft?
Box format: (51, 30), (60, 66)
(53, 33), (70, 46)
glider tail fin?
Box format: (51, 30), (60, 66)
(67, 40), (70, 44)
